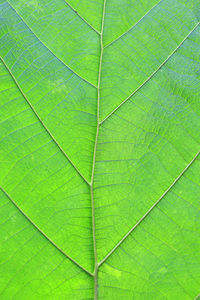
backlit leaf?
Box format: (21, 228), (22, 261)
(0, 0), (200, 299)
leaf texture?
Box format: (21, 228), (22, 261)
(0, 0), (200, 299)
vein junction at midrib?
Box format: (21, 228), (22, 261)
(4, 0), (199, 185)
(1, 145), (199, 298)
(63, 0), (101, 34)
(0, 56), (90, 185)
(1, 1), (200, 299)
(1, 0), (99, 183)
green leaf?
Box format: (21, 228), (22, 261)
(0, 0), (200, 299)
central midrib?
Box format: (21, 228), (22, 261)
(88, 10), (200, 298)
(90, 0), (107, 299)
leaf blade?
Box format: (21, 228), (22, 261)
(0, 59), (94, 271)
(100, 0), (199, 120)
(7, 0), (100, 85)
(94, 25), (200, 262)
(98, 156), (200, 299)
(0, 189), (93, 299)
(0, 1), (97, 181)
(0, 0), (200, 298)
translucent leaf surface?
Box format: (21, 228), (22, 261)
(0, 0), (200, 299)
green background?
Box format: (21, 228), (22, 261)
(0, 0), (200, 298)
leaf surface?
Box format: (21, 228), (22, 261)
(0, 0), (200, 299)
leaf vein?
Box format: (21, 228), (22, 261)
(6, 0), (97, 88)
(0, 56), (90, 185)
(98, 150), (200, 267)
(63, 0), (100, 35)
(100, 22), (200, 124)
(103, 0), (163, 49)
(90, 0), (107, 298)
(0, 186), (93, 277)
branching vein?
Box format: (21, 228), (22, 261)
(98, 150), (200, 267)
(0, 56), (90, 186)
(63, 0), (100, 35)
(90, 0), (107, 298)
(1, 2), (199, 298)
(0, 186), (93, 277)
(6, 0), (97, 88)
(100, 21), (200, 125)
(103, 0), (163, 49)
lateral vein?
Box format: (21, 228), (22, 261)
(98, 150), (200, 267)
(0, 56), (90, 186)
(63, 0), (100, 35)
(100, 22), (200, 125)
(6, 0), (97, 88)
(0, 186), (93, 277)
(103, 0), (163, 49)
(194, 293), (200, 300)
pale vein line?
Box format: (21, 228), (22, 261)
(100, 22), (200, 125)
(63, 0), (100, 35)
(0, 56), (90, 186)
(6, 0), (97, 88)
(194, 293), (200, 300)
(104, 0), (163, 49)
(98, 150), (200, 267)
(0, 186), (93, 276)
(90, 0), (107, 298)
